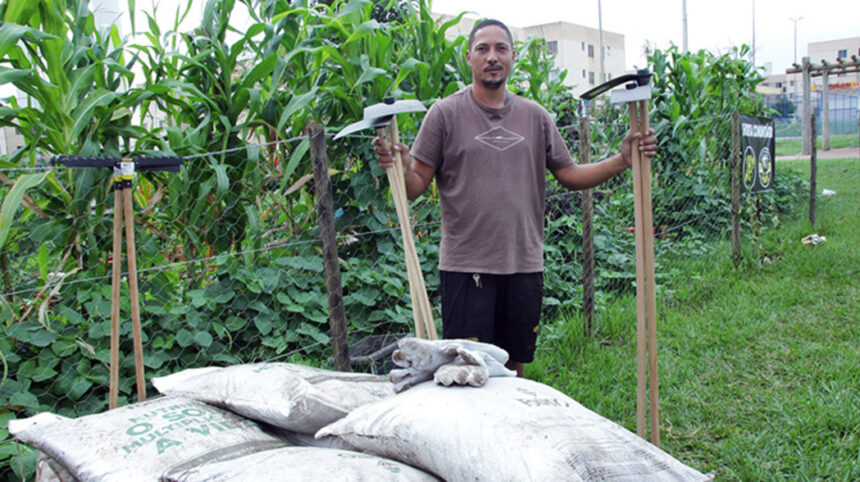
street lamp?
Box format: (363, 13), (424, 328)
(682, 0), (688, 53)
(789, 16), (804, 65)
(751, 0), (755, 67)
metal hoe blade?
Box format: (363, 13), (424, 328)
(333, 98), (427, 140)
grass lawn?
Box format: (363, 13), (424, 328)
(776, 133), (860, 156)
(530, 158), (859, 480)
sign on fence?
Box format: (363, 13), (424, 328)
(741, 115), (776, 193)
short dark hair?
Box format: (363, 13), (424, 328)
(468, 19), (513, 49)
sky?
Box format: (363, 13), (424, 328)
(429, 0), (860, 75)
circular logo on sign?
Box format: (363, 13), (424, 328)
(743, 146), (756, 189)
(758, 147), (772, 187)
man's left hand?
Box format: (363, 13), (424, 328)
(620, 128), (658, 168)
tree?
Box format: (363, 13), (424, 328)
(773, 96), (797, 119)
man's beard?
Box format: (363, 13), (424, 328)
(480, 76), (506, 89)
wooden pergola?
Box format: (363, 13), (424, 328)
(786, 55), (860, 154)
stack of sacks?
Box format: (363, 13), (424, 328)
(9, 362), (439, 481)
(10, 343), (712, 481)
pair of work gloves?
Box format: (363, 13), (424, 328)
(389, 337), (516, 392)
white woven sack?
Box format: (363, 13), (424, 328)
(9, 397), (287, 481)
(152, 363), (394, 434)
(162, 445), (439, 481)
(317, 377), (713, 481)
(35, 452), (77, 482)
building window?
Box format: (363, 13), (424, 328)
(581, 42), (585, 50)
(547, 40), (558, 56)
(588, 44), (594, 58)
(588, 71), (595, 84)
(606, 46), (611, 56)
(607, 73), (612, 80)
(837, 49), (847, 58)
(582, 69), (586, 79)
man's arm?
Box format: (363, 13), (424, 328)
(552, 129), (657, 190)
(374, 140), (435, 200)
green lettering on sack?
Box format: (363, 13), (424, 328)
(156, 438), (181, 454)
(122, 439), (145, 454)
(187, 424), (211, 436)
(127, 423), (153, 436)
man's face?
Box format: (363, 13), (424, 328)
(466, 25), (515, 90)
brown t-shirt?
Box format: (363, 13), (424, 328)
(411, 86), (575, 274)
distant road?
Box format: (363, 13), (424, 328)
(777, 147), (859, 161)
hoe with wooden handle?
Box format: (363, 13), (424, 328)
(335, 99), (437, 340)
(582, 70), (659, 446)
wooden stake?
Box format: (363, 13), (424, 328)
(122, 185), (146, 403)
(308, 123), (351, 371)
(731, 111), (741, 267)
(109, 183), (122, 409)
(579, 116), (594, 337)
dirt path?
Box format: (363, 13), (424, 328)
(777, 146), (859, 161)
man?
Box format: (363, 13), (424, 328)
(374, 19), (657, 376)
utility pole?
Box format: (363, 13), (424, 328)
(598, 0), (605, 83)
(682, 0), (688, 52)
(752, 0), (756, 68)
(790, 16), (804, 65)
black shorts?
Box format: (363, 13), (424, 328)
(439, 271), (543, 363)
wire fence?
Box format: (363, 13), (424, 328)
(0, 111), (806, 478)
(764, 90), (860, 138)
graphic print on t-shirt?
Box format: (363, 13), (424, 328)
(474, 126), (525, 152)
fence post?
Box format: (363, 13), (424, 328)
(822, 68), (830, 151)
(809, 113), (817, 226)
(579, 116), (594, 337)
(307, 122), (351, 372)
(801, 57), (811, 156)
(731, 111), (741, 266)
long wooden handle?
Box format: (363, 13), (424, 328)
(122, 188), (147, 402)
(377, 121), (437, 340)
(639, 99), (660, 447)
(628, 102), (648, 440)
(388, 119), (437, 340)
(629, 100), (660, 447)
(109, 188), (122, 409)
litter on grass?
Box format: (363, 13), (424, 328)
(801, 233), (827, 245)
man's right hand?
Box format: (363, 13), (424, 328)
(373, 136), (411, 172)
(372, 137), (435, 200)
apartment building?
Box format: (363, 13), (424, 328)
(434, 13), (626, 97)
(760, 36), (860, 97)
